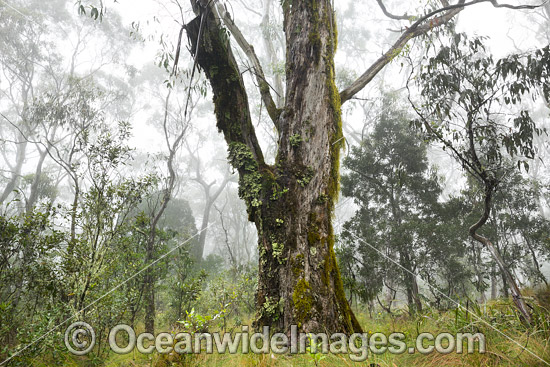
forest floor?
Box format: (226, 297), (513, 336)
(19, 294), (550, 367)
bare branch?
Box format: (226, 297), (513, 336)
(375, 0), (411, 20)
(260, 0), (284, 107)
(489, 0), (548, 10)
(216, 3), (282, 128)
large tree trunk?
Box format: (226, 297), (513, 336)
(186, 0), (361, 333)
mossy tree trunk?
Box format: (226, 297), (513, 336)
(185, 0), (360, 333)
(183, 0), (532, 334)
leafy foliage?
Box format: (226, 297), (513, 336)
(340, 94), (471, 312)
(411, 32), (550, 179)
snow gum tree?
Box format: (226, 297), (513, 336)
(179, 0), (546, 333)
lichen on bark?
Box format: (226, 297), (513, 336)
(185, 0), (361, 335)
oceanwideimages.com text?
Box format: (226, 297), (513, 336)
(65, 322), (486, 361)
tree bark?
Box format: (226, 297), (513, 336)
(185, 0), (361, 333)
(399, 249), (422, 314)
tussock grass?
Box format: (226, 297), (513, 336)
(20, 292), (550, 367)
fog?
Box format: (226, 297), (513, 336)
(1, 0), (549, 365)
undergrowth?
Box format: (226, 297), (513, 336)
(13, 289), (550, 367)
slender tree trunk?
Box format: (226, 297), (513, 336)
(384, 279), (396, 312)
(144, 89), (189, 333)
(186, 0), (361, 333)
(195, 179), (229, 260)
(68, 178), (80, 255)
(473, 244), (487, 302)
(188, 147), (232, 261)
(390, 188), (422, 314)
(196, 197), (212, 260)
(491, 265), (498, 300)
(144, 266), (155, 333)
(399, 251), (422, 314)
(25, 147), (48, 213)
(411, 274), (422, 312)
(501, 271), (509, 297)
(0, 138), (27, 205)
(470, 185), (531, 324)
(522, 231), (548, 286)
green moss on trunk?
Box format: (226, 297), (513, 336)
(293, 278), (313, 327)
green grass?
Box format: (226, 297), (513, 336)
(11, 296), (550, 367)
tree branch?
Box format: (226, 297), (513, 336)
(489, 0), (548, 10)
(216, 3), (282, 128)
(375, 0), (411, 20)
(236, 0), (263, 17)
(260, 0), (285, 107)
(340, 0), (545, 104)
(185, 0), (265, 165)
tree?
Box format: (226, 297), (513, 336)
(495, 176), (550, 287)
(181, 0), (547, 333)
(0, 208), (65, 352)
(83, 0), (546, 333)
(183, 0), (362, 333)
(0, 0), (54, 206)
(186, 142), (234, 261)
(340, 94), (469, 314)
(476, 173), (550, 289)
(410, 31), (550, 323)
(0, 0), (132, 213)
(212, 187), (258, 267)
(140, 86), (191, 333)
